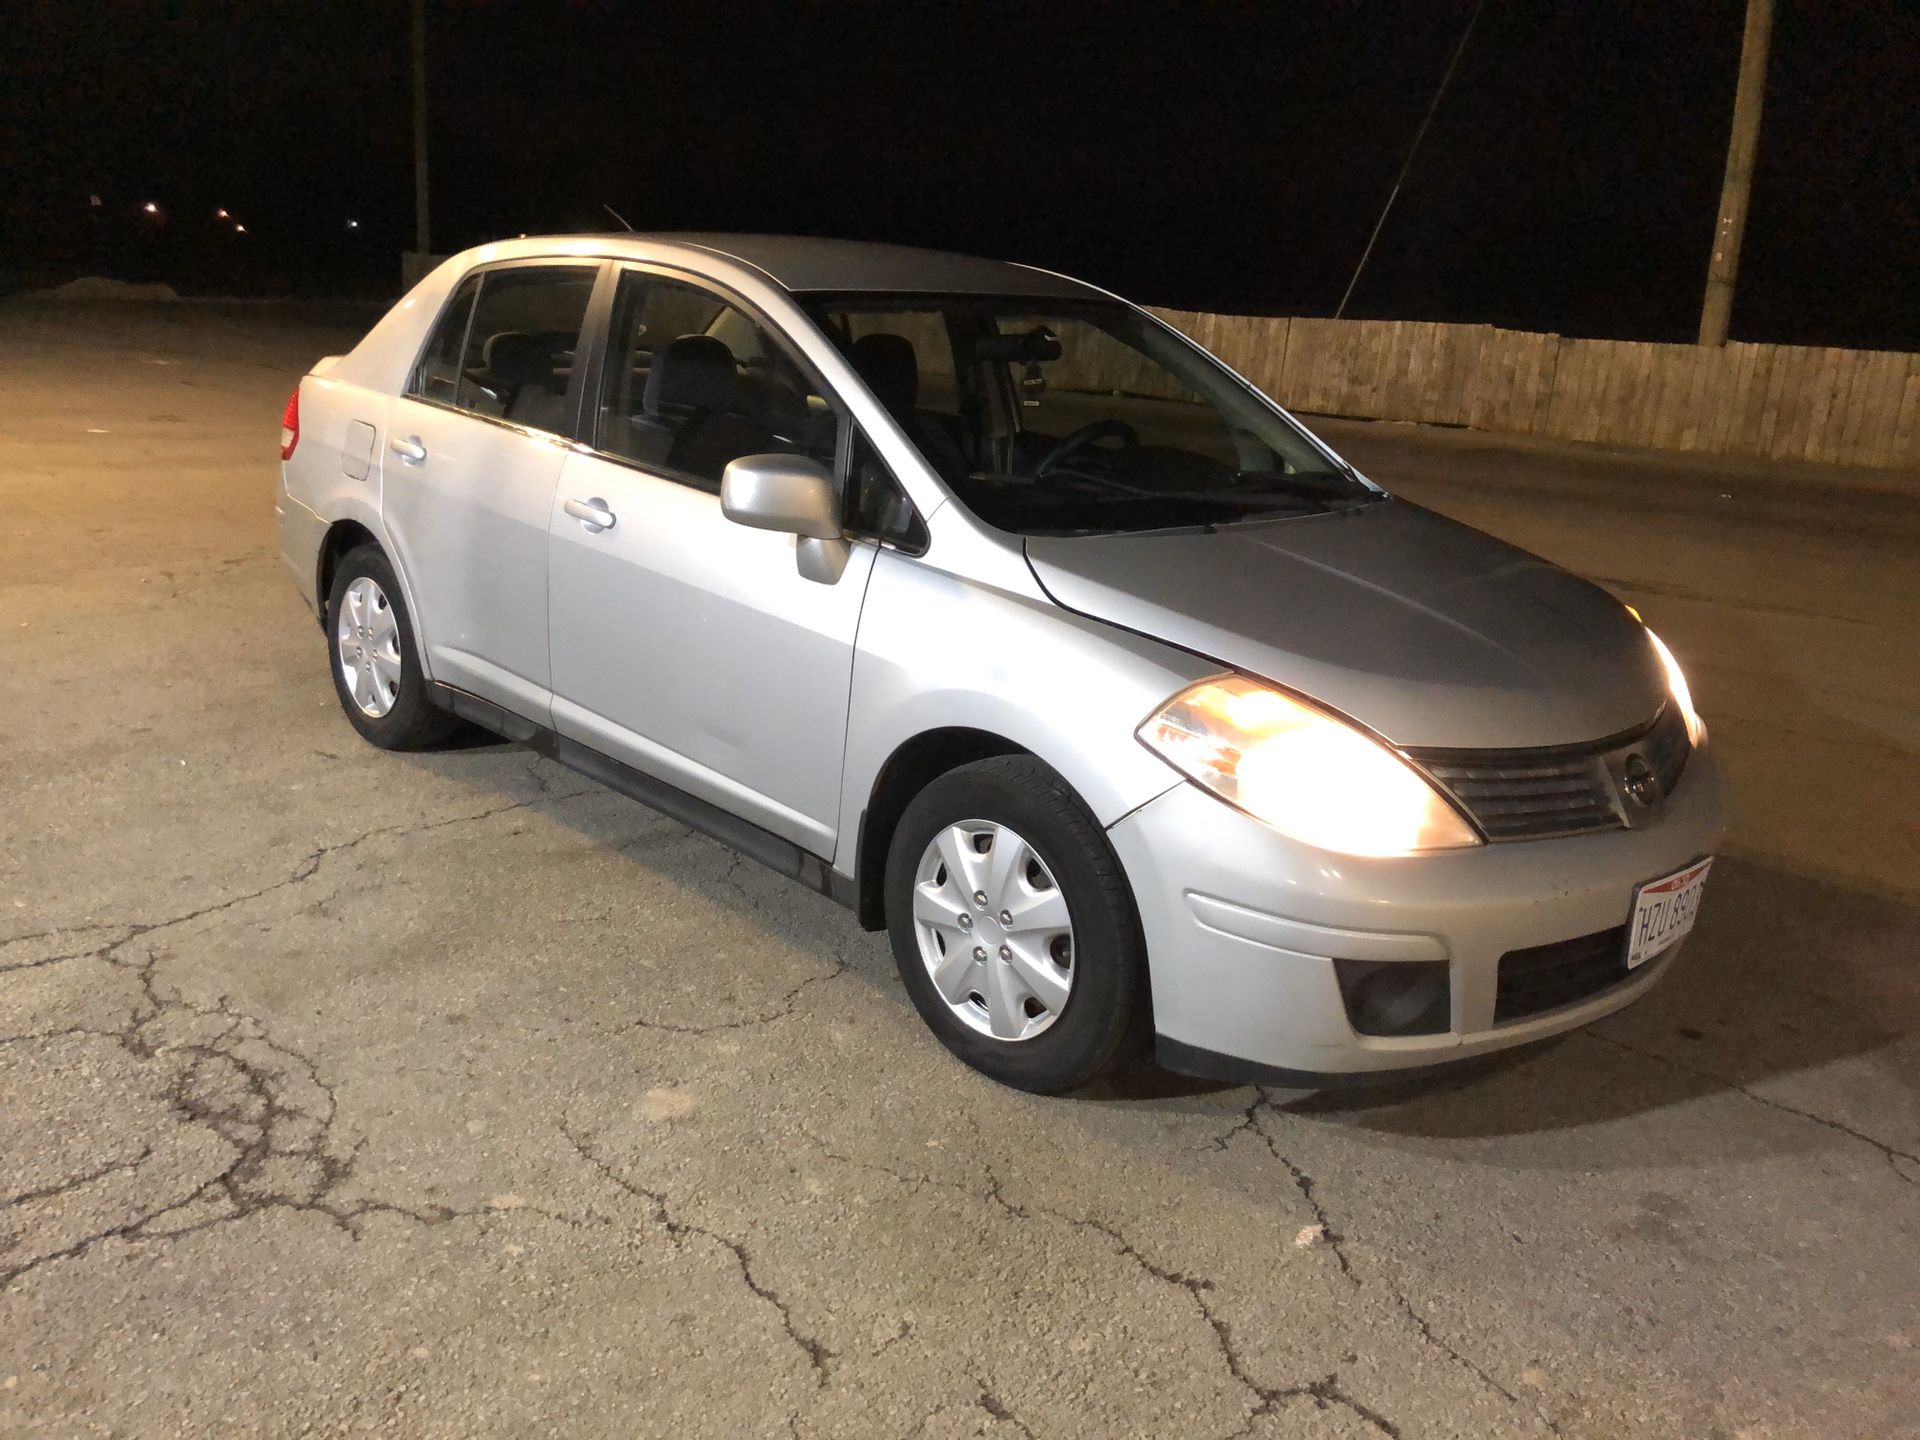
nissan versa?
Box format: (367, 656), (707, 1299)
(277, 234), (1725, 1094)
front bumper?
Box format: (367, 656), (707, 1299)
(1107, 742), (1728, 1081)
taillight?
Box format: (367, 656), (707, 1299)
(280, 385), (300, 460)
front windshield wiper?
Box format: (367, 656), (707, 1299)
(964, 469), (1377, 529)
(1065, 488), (1348, 523)
(1017, 465), (1350, 510)
(1226, 467), (1378, 497)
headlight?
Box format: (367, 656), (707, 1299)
(1137, 676), (1480, 856)
(1645, 628), (1705, 745)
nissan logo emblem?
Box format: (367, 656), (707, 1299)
(1622, 753), (1660, 808)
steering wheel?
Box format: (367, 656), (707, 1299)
(1036, 419), (1139, 477)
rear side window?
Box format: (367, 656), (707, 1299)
(409, 265), (597, 435)
(594, 271), (838, 492)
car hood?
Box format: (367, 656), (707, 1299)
(1022, 499), (1667, 749)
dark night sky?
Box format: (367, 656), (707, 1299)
(6, 1), (1917, 349)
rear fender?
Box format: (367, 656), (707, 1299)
(287, 381), (433, 680)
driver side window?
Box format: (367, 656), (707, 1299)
(594, 272), (838, 493)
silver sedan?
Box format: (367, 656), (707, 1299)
(277, 233), (1725, 1093)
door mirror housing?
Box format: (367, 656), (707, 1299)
(721, 454), (841, 540)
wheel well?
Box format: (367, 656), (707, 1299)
(852, 728), (1028, 930)
(315, 521), (378, 617)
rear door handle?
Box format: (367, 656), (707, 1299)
(564, 496), (616, 532)
(389, 435), (427, 464)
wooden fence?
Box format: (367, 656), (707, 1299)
(1150, 310), (1920, 471)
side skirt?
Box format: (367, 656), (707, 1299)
(429, 683), (860, 913)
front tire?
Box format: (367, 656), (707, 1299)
(325, 544), (457, 751)
(885, 755), (1148, 1093)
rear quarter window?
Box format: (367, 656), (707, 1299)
(409, 274), (480, 405)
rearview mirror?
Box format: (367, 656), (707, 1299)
(720, 454), (841, 540)
(970, 326), (1062, 364)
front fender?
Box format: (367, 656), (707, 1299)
(835, 550), (1210, 873)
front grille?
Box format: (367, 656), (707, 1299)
(1495, 925), (1631, 1023)
(1411, 749), (1618, 840)
(1405, 706), (1692, 843)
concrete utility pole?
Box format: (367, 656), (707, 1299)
(1698, 0), (1773, 346)
(412, 0), (430, 257)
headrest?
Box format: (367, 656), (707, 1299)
(850, 332), (919, 413)
(482, 332), (554, 389)
(644, 334), (737, 415)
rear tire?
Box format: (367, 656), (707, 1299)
(885, 755), (1147, 1093)
(325, 544), (458, 751)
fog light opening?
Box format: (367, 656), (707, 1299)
(1333, 959), (1452, 1037)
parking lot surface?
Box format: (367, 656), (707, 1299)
(3, 299), (1916, 1438)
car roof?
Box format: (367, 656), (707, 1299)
(558, 232), (1106, 299)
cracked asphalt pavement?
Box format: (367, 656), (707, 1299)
(3, 299), (1917, 1438)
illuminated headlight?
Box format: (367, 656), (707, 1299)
(1137, 676), (1480, 857)
(1645, 629), (1705, 745)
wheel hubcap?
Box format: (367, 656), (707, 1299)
(912, 819), (1075, 1042)
(336, 576), (402, 719)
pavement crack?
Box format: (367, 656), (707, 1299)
(1206, 1092), (1359, 1284)
(809, 1131), (1539, 1438)
(2, 926), (142, 975)
(799, 1133), (967, 1199)
(5, 787), (599, 981)
(1267, 1375), (1402, 1438)
(1208, 1092), (1565, 1433)
(970, 1376), (1036, 1437)
(902, 1380), (1034, 1440)
(1, 943), (464, 1290)
(1585, 1030), (1920, 1184)
(1385, 1289), (1547, 1425)
(1, 1024), (130, 1050)
(0, 1145), (154, 1209)
(288, 786), (598, 885)
(559, 1116), (832, 1385)
(1203, 1091), (1266, 1152)
(981, 1163), (1399, 1438)
(604, 942), (852, 1038)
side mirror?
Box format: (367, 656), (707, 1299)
(721, 454), (841, 539)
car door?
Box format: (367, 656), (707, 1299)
(546, 266), (877, 855)
(383, 260), (599, 722)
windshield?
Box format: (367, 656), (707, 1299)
(801, 293), (1382, 535)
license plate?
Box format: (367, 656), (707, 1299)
(1626, 858), (1713, 969)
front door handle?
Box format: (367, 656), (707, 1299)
(564, 496), (616, 532)
(389, 435), (428, 464)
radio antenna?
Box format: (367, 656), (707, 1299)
(1335, 0), (1485, 319)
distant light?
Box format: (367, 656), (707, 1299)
(234, 223), (247, 234)
(346, 218), (360, 230)
(215, 207), (230, 220)
(143, 201), (160, 214)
